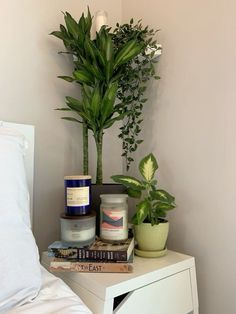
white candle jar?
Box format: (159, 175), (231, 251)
(100, 194), (128, 243)
(60, 212), (96, 246)
(95, 10), (108, 32)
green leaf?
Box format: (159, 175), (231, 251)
(78, 13), (86, 34)
(50, 31), (65, 40)
(126, 188), (142, 198)
(73, 70), (94, 85)
(150, 189), (175, 204)
(65, 96), (83, 112)
(80, 56), (104, 81)
(82, 85), (92, 98)
(96, 27), (107, 55)
(105, 34), (114, 62)
(132, 200), (150, 224)
(58, 76), (74, 82)
(94, 47), (106, 68)
(84, 37), (97, 62)
(61, 117), (83, 123)
(60, 24), (68, 36)
(64, 12), (79, 39)
(55, 108), (71, 111)
(139, 153), (158, 182)
(103, 113), (126, 129)
(85, 7), (92, 33)
(105, 60), (114, 83)
(155, 202), (176, 210)
(100, 82), (118, 125)
(91, 86), (101, 118)
(114, 40), (144, 69)
(114, 40), (136, 68)
(155, 209), (167, 218)
(111, 175), (144, 191)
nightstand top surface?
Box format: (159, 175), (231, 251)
(41, 250), (195, 300)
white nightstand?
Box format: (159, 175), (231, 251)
(41, 250), (199, 314)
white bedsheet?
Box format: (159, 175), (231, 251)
(7, 266), (92, 314)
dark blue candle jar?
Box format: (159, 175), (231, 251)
(64, 175), (91, 215)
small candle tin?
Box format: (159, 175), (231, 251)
(64, 175), (91, 215)
(60, 211), (96, 246)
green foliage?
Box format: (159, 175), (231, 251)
(112, 20), (162, 170)
(51, 9), (93, 176)
(111, 153), (176, 225)
(51, 9), (144, 184)
(50, 10), (92, 55)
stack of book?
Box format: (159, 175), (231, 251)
(48, 236), (134, 273)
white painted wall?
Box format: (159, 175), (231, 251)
(0, 0), (122, 253)
(122, 1), (236, 313)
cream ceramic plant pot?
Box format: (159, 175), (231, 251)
(134, 220), (169, 252)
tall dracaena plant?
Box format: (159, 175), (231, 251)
(51, 10), (93, 175)
(51, 10), (144, 184)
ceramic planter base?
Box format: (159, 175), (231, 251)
(134, 221), (169, 257)
(134, 246), (167, 258)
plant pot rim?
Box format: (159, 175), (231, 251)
(135, 219), (169, 226)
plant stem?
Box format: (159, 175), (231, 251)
(83, 122), (89, 175)
(95, 131), (103, 185)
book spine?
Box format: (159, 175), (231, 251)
(50, 260), (133, 273)
(77, 249), (127, 261)
(49, 249), (127, 261)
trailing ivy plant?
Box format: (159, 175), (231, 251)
(111, 153), (176, 225)
(111, 20), (162, 170)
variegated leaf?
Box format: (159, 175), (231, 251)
(150, 189), (175, 203)
(132, 200), (150, 224)
(111, 175), (144, 191)
(155, 202), (175, 210)
(139, 153), (158, 182)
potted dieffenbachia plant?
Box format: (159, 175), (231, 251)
(111, 153), (176, 257)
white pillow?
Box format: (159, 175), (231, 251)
(0, 126), (42, 313)
(0, 126), (31, 227)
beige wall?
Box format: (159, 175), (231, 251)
(122, 0), (236, 313)
(0, 0), (122, 252)
(1, 1), (236, 312)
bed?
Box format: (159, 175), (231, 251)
(0, 121), (92, 314)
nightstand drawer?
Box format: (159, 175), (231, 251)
(115, 269), (193, 314)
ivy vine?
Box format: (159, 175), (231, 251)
(112, 19), (161, 170)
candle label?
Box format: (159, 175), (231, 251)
(66, 228), (95, 241)
(100, 208), (127, 240)
(66, 187), (89, 206)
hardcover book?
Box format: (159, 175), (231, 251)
(48, 237), (134, 262)
(50, 258), (133, 273)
